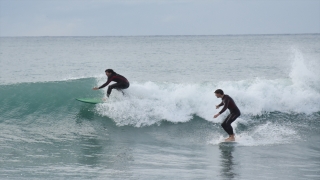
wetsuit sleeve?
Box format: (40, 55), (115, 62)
(218, 102), (224, 107)
(98, 77), (114, 89)
(219, 98), (230, 114)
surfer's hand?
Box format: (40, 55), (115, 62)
(216, 105), (220, 109)
(92, 87), (99, 90)
(214, 114), (220, 118)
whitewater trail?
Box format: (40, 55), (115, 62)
(95, 49), (320, 127)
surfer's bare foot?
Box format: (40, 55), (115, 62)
(225, 135), (235, 142)
(102, 98), (107, 101)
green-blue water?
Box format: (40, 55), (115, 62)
(0, 35), (319, 179)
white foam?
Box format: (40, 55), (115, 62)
(95, 49), (320, 127)
(96, 82), (216, 127)
(208, 122), (300, 146)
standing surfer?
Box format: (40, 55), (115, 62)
(93, 69), (130, 98)
(213, 89), (241, 142)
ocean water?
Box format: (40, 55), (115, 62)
(0, 35), (319, 179)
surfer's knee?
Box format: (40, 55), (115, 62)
(108, 86), (113, 90)
(107, 86), (114, 93)
(221, 122), (226, 128)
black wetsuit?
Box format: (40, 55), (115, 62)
(218, 95), (241, 135)
(98, 73), (129, 97)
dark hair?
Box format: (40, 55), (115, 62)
(214, 89), (224, 95)
(105, 69), (116, 74)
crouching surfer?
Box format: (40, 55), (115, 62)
(93, 69), (130, 99)
(213, 89), (241, 142)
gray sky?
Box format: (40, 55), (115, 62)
(0, 0), (319, 36)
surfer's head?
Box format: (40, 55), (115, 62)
(105, 69), (116, 77)
(214, 89), (224, 98)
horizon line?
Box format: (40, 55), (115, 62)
(1, 33), (319, 38)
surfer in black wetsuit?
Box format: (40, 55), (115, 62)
(93, 69), (130, 98)
(213, 89), (241, 142)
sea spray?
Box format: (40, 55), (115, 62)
(95, 51), (320, 127)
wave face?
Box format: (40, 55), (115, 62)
(0, 78), (96, 121)
(2, 73), (318, 126)
(1, 49), (319, 123)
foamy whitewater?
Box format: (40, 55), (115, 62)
(0, 35), (319, 179)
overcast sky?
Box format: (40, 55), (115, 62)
(0, 0), (319, 36)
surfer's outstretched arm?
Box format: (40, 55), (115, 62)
(216, 102), (224, 109)
(92, 77), (113, 90)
